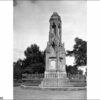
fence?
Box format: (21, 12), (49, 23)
(22, 74), (44, 86)
(22, 73), (86, 80)
(21, 73), (86, 86)
(22, 73), (44, 80)
(67, 73), (86, 81)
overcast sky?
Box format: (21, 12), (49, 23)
(14, 0), (87, 64)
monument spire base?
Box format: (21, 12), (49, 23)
(40, 71), (72, 88)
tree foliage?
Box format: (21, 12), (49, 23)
(13, 44), (45, 80)
(66, 37), (87, 67)
(22, 44), (45, 74)
(13, 59), (23, 80)
(66, 65), (78, 75)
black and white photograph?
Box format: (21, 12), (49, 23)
(13, 0), (87, 99)
(2, 0), (100, 100)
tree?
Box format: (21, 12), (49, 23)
(22, 44), (45, 74)
(66, 37), (87, 67)
(13, 59), (23, 80)
(24, 44), (44, 63)
(66, 65), (78, 75)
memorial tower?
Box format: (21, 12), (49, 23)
(40, 12), (68, 88)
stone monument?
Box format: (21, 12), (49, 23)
(40, 12), (69, 88)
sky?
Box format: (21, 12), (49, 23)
(14, 0), (87, 65)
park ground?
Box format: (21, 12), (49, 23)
(14, 86), (87, 100)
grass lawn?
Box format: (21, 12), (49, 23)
(14, 86), (87, 100)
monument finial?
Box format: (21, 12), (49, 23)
(50, 12), (61, 22)
(52, 12), (59, 16)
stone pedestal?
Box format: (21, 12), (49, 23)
(40, 71), (71, 88)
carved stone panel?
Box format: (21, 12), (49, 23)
(49, 58), (56, 70)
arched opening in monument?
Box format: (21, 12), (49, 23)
(52, 22), (56, 35)
(58, 23), (61, 38)
(52, 41), (56, 49)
